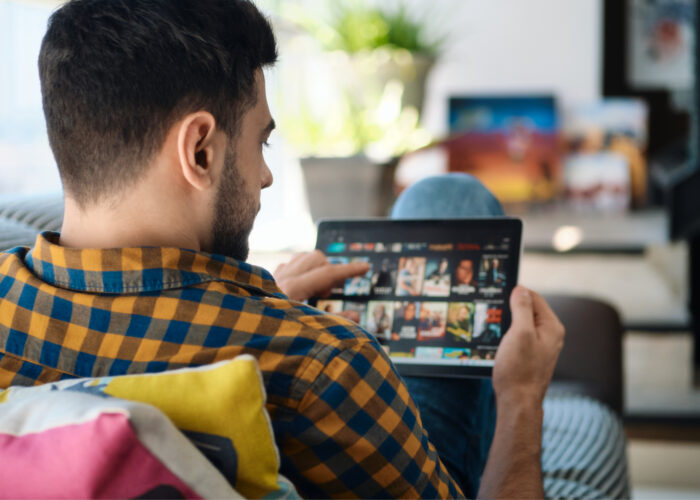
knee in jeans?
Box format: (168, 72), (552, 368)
(391, 173), (504, 219)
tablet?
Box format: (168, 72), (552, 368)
(311, 218), (522, 378)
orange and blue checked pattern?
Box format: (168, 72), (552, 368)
(0, 232), (463, 498)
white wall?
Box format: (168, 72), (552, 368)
(422, 0), (603, 136)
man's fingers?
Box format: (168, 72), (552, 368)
(294, 261), (370, 300)
(509, 286), (535, 333)
(317, 261), (370, 290)
(530, 290), (557, 324)
(530, 291), (565, 343)
(274, 252), (370, 302)
(285, 250), (328, 274)
(334, 261), (371, 279)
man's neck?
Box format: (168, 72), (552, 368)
(59, 190), (202, 251)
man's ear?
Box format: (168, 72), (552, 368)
(176, 111), (223, 191)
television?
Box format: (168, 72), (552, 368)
(447, 95), (560, 205)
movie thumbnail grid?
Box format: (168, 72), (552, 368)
(327, 253), (509, 300)
(316, 299), (503, 361)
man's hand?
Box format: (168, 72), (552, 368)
(493, 286), (565, 407)
(274, 250), (370, 303)
(478, 286), (565, 500)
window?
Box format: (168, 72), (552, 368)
(0, 0), (59, 194)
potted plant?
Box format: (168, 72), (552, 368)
(274, 1), (446, 221)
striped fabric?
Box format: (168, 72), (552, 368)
(0, 232), (460, 499)
(542, 394), (629, 499)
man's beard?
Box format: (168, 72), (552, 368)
(210, 148), (257, 261)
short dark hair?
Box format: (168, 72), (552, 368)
(39, 0), (277, 205)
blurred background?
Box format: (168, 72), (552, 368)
(1, 0), (700, 497)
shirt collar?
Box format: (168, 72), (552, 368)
(24, 232), (285, 297)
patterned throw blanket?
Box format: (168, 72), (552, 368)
(542, 395), (629, 499)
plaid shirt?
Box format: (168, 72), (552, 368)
(0, 232), (462, 498)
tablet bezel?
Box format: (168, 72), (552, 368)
(312, 217), (523, 379)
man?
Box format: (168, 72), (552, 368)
(0, 0), (564, 498)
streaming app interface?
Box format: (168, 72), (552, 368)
(315, 222), (519, 367)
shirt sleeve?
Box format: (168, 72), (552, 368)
(280, 340), (465, 499)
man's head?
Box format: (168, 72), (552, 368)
(40, 0), (277, 259)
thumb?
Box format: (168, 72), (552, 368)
(509, 286), (535, 332)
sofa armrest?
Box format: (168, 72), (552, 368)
(544, 294), (624, 415)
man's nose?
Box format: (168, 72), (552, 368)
(262, 163), (273, 189)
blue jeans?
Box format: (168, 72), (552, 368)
(390, 173), (502, 498)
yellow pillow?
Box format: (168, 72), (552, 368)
(0, 355), (296, 500)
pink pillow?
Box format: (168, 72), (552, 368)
(0, 390), (239, 499)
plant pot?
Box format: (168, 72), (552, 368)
(332, 48), (435, 115)
(300, 156), (398, 222)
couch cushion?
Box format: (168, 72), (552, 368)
(0, 356), (299, 499)
(0, 219), (38, 250)
(0, 193), (63, 231)
(0, 193), (63, 251)
(0, 390), (239, 499)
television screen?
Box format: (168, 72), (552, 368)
(447, 96), (560, 204)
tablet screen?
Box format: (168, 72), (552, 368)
(312, 218), (522, 378)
